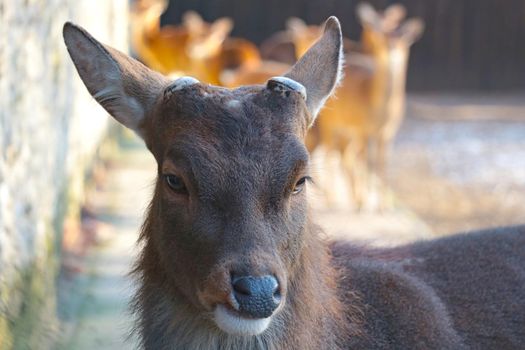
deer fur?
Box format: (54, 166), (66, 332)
(64, 16), (525, 350)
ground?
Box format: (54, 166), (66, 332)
(390, 93), (525, 235)
(54, 93), (525, 349)
(55, 146), (152, 349)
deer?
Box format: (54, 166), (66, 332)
(287, 4), (424, 210)
(63, 16), (525, 350)
(131, 0), (260, 84)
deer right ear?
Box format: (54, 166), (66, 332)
(286, 17), (308, 33)
(63, 22), (169, 137)
(356, 3), (381, 29)
(284, 16), (343, 125)
(382, 4), (407, 32)
(399, 18), (425, 45)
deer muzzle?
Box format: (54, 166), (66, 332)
(231, 275), (282, 318)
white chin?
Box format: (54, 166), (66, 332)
(213, 304), (272, 336)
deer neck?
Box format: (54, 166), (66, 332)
(386, 47), (408, 97)
(276, 218), (358, 349)
(368, 47), (409, 117)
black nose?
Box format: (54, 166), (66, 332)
(232, 275), (281, 319)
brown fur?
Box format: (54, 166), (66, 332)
(64, 17), (525, 350)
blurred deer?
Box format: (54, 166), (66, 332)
(219, 60), (291, 87)
(259, 30), (297, 64)
(218, 16), (295, 87)
(288, 3), (424, 210)
(130, 0), (260, 84)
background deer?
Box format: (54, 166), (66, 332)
(131, 0), (291, 89)
(288, 3), (424, 210)
(64, 15), (525, 350)
(131, 0), (260, 84)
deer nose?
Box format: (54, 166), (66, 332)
(231, 275), (281, 319)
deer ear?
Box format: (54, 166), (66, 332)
(183, 11), (206, 33)
(63, 22), (169, 137)
(284, 16), (343, 125)
(399, 18), (425, 45)
(286, 17), (308, 33)
(382, 4), (407, 32)
(356, 2), (381, 29)
(211, 17), (234, 37)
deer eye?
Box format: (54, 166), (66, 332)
(292, 176), (309, 195)
(165, 174), (188, 194)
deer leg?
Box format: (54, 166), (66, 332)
(343, 136), (368, 211)
(376, 135), (394, 211)
(376, 135), (389, 182)
(361, 135), (371, 210)
(342, 142), (358, 209)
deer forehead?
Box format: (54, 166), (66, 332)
(157, 83), (306, 129)
(148, 84), (309, 171)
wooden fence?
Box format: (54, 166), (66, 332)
(163, 0), (525, 91)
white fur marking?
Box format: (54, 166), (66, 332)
(214, 305), (272, 336)
(168, 76), (200, 91)
(389, 47), (406, 70)
(92, 86), (117, 101)
(126, 96), (144, 120)
(267, 76), (307, 100)
(226, 99), (242, 109)
(92, 85), (144, 132)
(335, 29), (345, 87)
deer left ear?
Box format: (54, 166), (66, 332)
(63, 22), (170, 137)
(399, 18), (425, 45)
(284, 16), (343, 126)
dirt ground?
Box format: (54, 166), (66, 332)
(389, 93), (525, 236)
(306, 93), (525, 244)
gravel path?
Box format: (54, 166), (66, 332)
(56, 147), (155, 349)
(389, 94), (525, 235)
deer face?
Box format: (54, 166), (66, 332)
(145, 80), (312, 335)
(63, 17), (342, 336)
(357, 2), (425, 58)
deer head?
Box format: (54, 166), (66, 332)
(63, 16), (342, 339)
(357, 2), (425, 58)
(182, 11), (234, 59)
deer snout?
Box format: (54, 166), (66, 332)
(232, 275), (282, 318)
